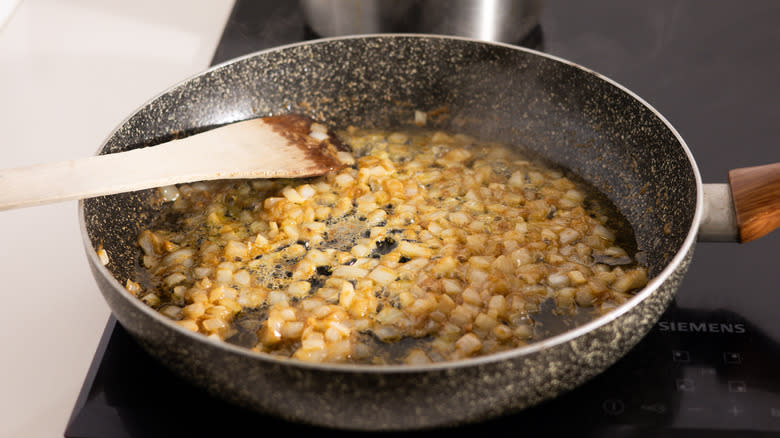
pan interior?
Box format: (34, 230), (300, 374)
(83, 36), (697, 351)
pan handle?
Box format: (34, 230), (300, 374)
(699, 162), (780, 243)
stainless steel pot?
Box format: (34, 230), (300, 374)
(300, 0), (543, 43)
(80, 35), (777, 430)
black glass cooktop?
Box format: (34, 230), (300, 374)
(65, 1), (780, 437)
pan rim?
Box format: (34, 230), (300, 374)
(79, 33), (704, 374)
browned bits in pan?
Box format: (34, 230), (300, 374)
(130, 127), (648, 364)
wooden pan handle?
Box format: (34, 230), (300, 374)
(728, 162), (780, 243)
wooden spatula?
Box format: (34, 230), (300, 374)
(0, 114), (348, 211)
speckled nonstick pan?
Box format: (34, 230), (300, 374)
(78, 35), (774, 430)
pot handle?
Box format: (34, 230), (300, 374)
(699, 162), (780, 243)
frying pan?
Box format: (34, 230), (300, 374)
(79, 35), (778, 430)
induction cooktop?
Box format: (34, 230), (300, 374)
(65, 1), (780, 437)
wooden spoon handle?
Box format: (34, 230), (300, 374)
(729, 162), (780, 243)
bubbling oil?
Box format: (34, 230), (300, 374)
(132, 126), (648, 364)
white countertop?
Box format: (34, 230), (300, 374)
(0, 1), (233, 436)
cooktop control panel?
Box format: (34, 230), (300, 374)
(565, 307), (780, 434)
(64, 305), (780, 437)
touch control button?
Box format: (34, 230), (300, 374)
(640, 403), (667, 414)
(602, 399), (625, 416)
(728, 406), (744, 416)
(672, 350), (690, 363)
(676, 378), (695, 392)
(723, 352), (742, 364)
(728, 381), (747, 393)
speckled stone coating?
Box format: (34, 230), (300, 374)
(80, 35), (700, 430)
